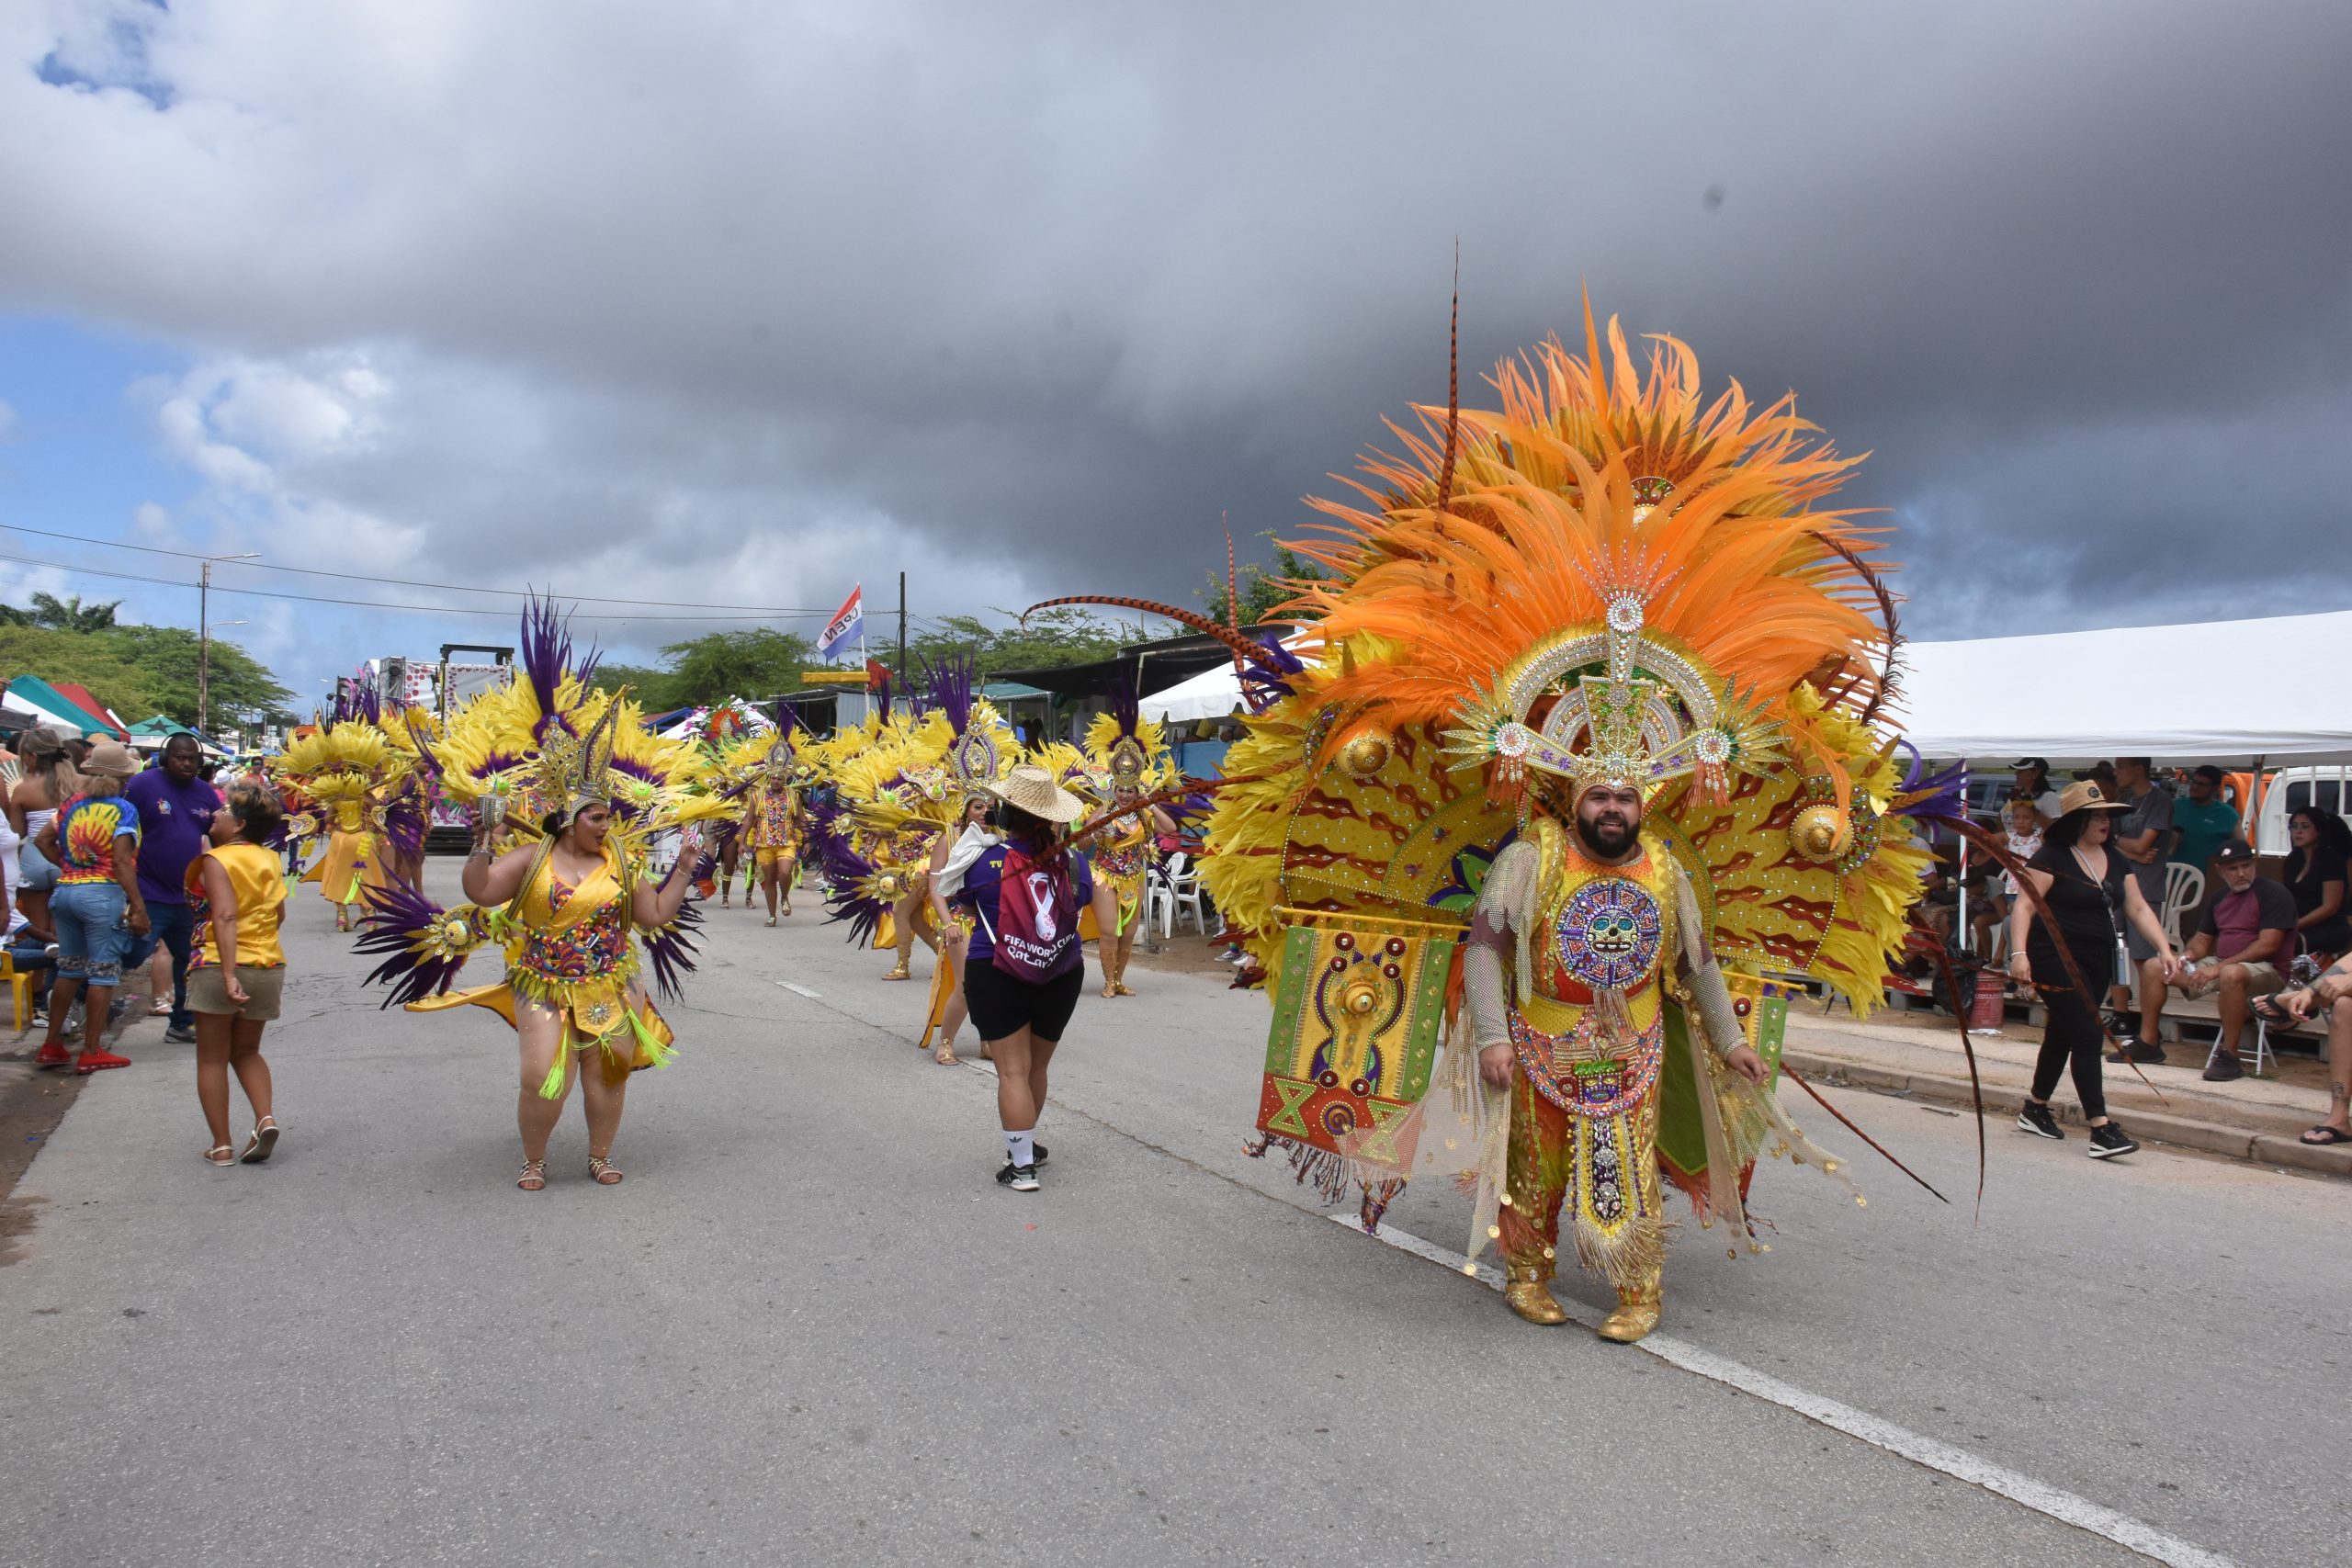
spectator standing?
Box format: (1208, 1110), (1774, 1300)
(2134, 841), (2295, 1080)
(2170, 766), (2240, 879)
(126, 735), (223, 1045)
(1971, 795), (2045, 967)
(2011, 759), (2064, 828)
(2283, 807), (2351, 964)
(2006, 781), (2175, 1159)
(31, 741), (148, 1074)
(2105, 757), (2176, 1060)
(187, 784), (288, 1167)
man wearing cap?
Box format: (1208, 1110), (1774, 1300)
(2138, 840), (2296, 1081)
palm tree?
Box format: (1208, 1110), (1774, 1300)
(26, 592), (122, 632)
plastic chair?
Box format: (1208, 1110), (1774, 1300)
(1164, 854), (1208, 936)
(2161, 863), (2205, 952)
(1144, 869), (1175, 941)
(0, 953), (32, 1032)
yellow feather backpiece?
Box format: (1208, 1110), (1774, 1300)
(1204, 309), (1924, 1010)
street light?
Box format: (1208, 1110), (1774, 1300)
(197, 552), (261, 737)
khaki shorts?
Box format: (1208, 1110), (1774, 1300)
(187, 965), (286, 1021)
(2233, 960), (2286, 995)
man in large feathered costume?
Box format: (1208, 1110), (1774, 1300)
(1053, 305), (1951, 1344)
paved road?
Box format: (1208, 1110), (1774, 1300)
(3, 865), (2343, 1567)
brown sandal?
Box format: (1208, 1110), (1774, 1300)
(516, 1158), (547, 1190)
(588, 1156), (623, 1185)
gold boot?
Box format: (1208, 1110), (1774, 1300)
(1502, 1261), (1567, 1325)
(1596, 1279), (1661, 1344)
(882, 956), (912, 981)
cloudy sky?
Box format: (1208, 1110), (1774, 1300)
(1, 0), (2346, 704)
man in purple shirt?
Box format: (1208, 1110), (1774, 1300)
(125, 734), (221, 1043)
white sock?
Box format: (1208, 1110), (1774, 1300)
(1005, 1129), (1035, 1168)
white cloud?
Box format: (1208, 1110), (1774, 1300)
(0, 0), (2346, 694)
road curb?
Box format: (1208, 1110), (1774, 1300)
(1781, 1047), (2352, 1179)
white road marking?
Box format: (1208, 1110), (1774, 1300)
(775, 981), (822, 999)
(1330, 1215), (2236, 1568)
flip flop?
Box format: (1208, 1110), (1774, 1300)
(2299, 1125), (2351, 1146)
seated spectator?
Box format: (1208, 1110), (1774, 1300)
(2277, 954), (2352, 1146)
(2010, 759), (2064, 829)
(1970, 795), (2045, 967)
(2284, 807), (2351, 966)
(6, 899), (57, 1021)
(2133, 841), (2295, 1080)
(2170, 765), (2240, 877)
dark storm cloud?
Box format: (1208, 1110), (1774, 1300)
(2, 0), (2346, 684)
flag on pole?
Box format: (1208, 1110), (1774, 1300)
(818, 584), (865, 660)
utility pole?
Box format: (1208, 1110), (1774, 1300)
(196, 551), (261, 739)
(198, 560), (210, 737)
(898, 571), (908, 692)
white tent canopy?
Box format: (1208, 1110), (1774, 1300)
(1900, 609), (2352, 764)
(1144, 611), (2352, 764)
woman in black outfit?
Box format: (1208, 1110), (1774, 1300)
(2006, 781), (2178, 1159)
(936, 765), (1118, 1192)
(2282, 807), (2351, 964)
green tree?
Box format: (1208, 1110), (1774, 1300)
(1198, 538), (1328, 626)
(590, 628), (819, 710)
(900, 607), (1134, 683)
(0, 623), (292, 729)
(98, 625), (297, 726)
(29, 592), (124, 632)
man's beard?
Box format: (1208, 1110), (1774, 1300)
(1575, 811), (1637, 859)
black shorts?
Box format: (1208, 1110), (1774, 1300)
(964, 961), (1085, 1044)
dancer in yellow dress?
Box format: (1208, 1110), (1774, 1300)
(1078, 688), (1178, 998)
(741, 732), (807, 926)
(356, 602), (723, 1189)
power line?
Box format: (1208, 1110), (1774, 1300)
(0, 524), (831, 614)
(0, 551), (821, 625)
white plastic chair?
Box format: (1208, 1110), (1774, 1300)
(1164, 852), (1208, 936)
(1145, 864), (1176, 941)
(2161, 863), (2205, 952)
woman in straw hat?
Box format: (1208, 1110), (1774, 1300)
(935, 763), (1117, 1192)
(2007, 780), (2178, 1159)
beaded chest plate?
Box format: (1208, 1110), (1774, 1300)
(1553, 876), (1664, 992)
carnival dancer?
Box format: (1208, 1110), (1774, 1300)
(356, 602), (720, 1190)
(741, 733), (806, 926)
(1078, 690), (1179, 999)
(921, 793), (991, 1063)
(935, 765), (1118, 1191)
(1057, 304), (1952, 1341)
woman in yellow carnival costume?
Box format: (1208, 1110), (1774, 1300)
(739, 721), (808, 926)
(820, 659), (1018, 995)
(1077, 686), (1178, 999)
(356, 603), (724, 1190)
(1059, 301), (1959, 1343)
(275, 680), (430, 931)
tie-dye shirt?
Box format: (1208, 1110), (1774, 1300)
(56, 794), (141, 886)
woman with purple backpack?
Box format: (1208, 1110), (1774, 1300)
(937, 765), (1118, 1192)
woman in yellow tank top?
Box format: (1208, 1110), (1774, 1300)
(187, 784), (291, 1167)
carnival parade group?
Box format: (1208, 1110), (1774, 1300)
(240, 305), (1984, 1343)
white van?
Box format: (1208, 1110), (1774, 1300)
(2254, 765), (2352, 855)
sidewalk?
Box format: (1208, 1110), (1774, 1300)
(1781, 1000), (2350, 1179)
